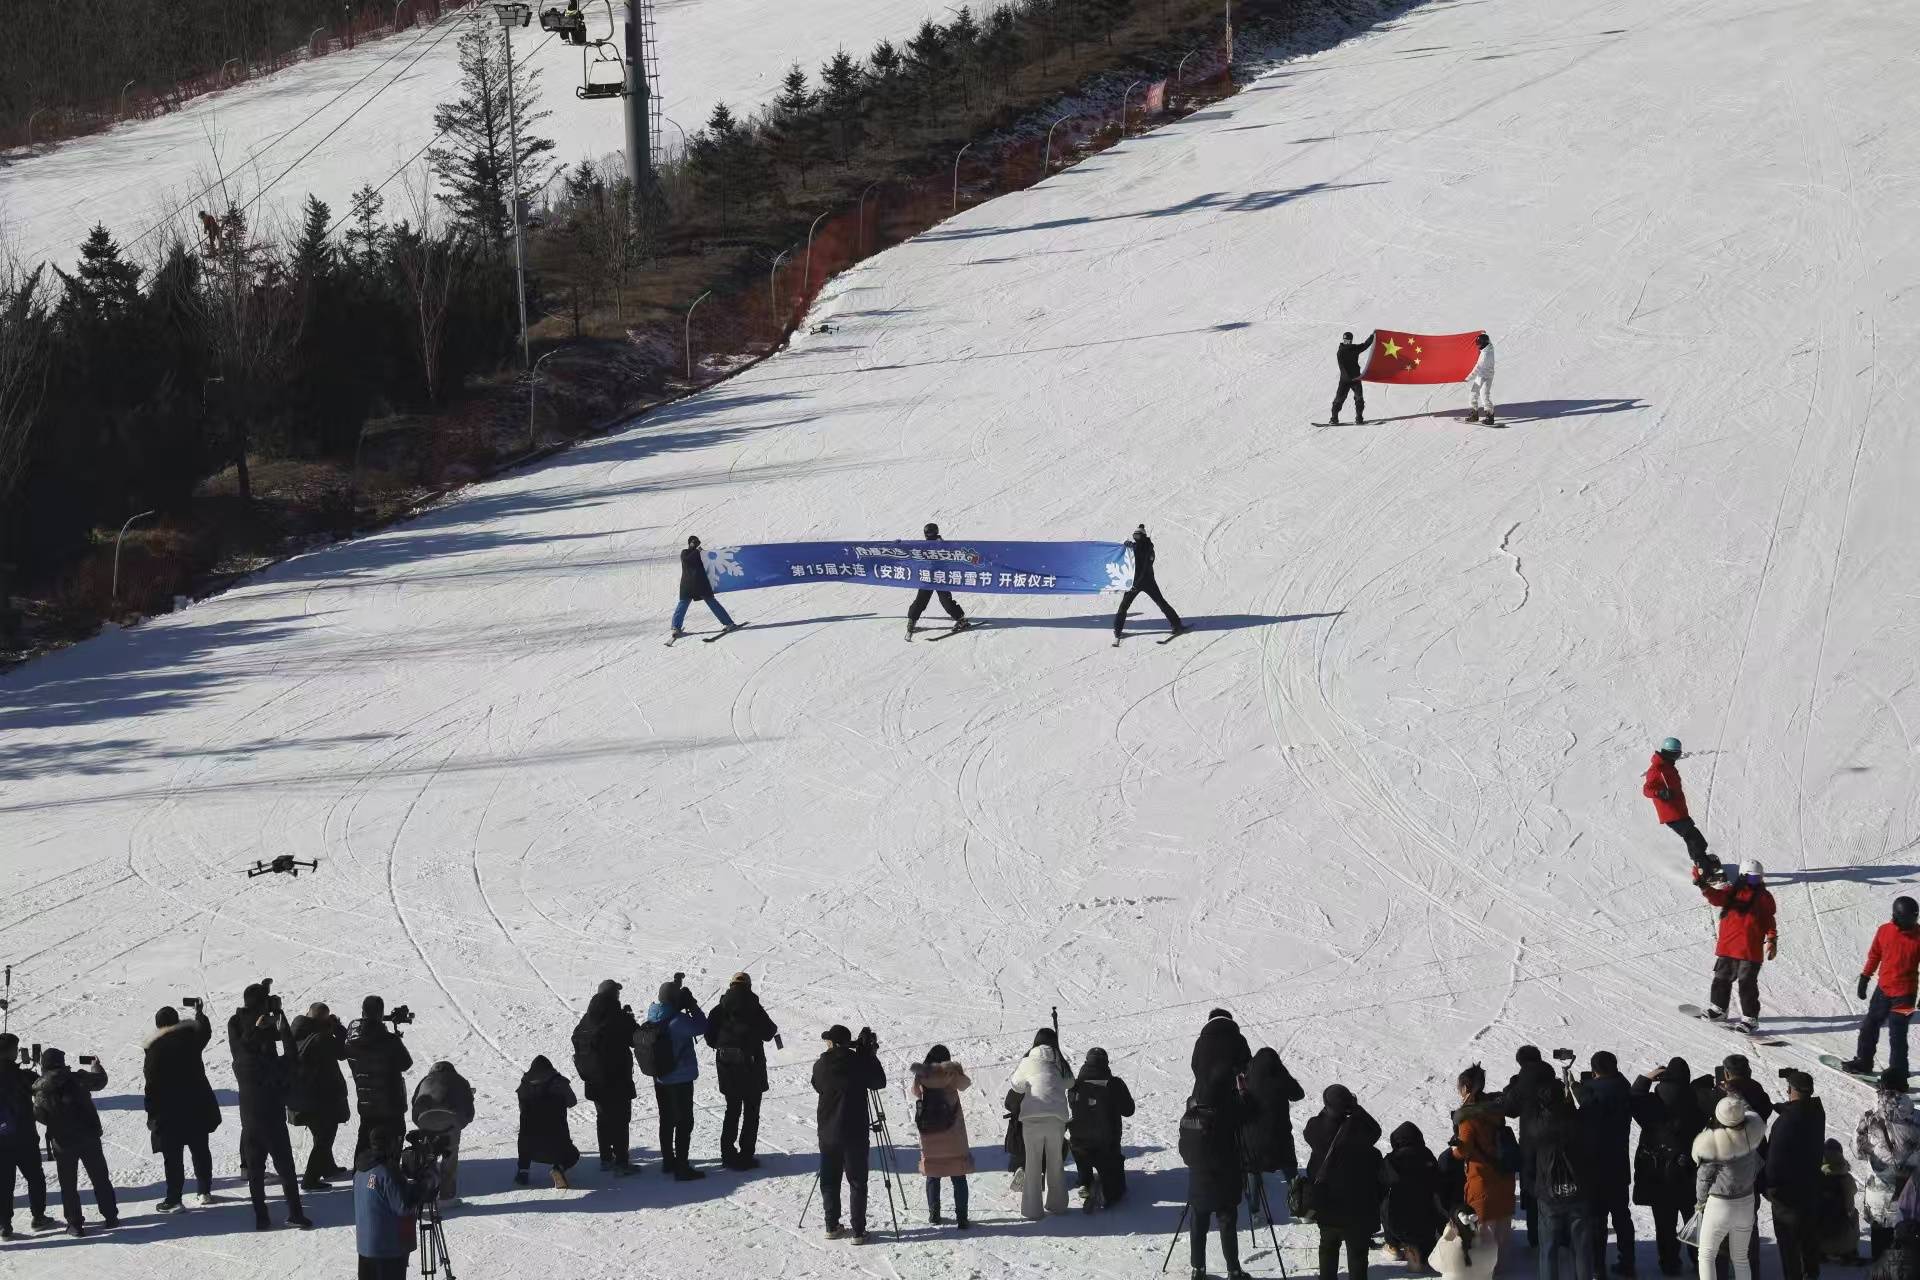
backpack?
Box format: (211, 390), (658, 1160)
(1178, 1099), (1229, 1168)
(1495, 1126), (1522, 1176)
(631, 1020), (676, 1079)
(1545, 1145), (1582, 1201)
(915, 1086), (958, 1135)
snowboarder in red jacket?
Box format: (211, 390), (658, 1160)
(1697, 860), (1777, 1034)
(1840, 897), (1920, 1079)
(1644, 738), (1723, 881)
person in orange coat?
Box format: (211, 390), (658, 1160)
(1700, 860), (1778, 1034)
(1451, 1063), (1516, 1268)
(1644, 738), (1723, 881)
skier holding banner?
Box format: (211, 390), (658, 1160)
(670, 536), (740, 643)
(1113, 525), (1184, 644)
(907, 523), (970, 639)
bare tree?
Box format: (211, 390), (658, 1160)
(393, 167), (465, 405)
(0, 250), (50, 644)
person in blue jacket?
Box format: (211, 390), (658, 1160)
(646, 978), (711, 1181)
(354, 1132), (415, 1280)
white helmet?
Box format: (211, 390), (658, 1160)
(1740, 859), (1765, 880)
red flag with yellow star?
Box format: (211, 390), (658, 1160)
(1360, 330), (1486, 384)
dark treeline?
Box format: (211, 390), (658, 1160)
(0, 0), (419, 136)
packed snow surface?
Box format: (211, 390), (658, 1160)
(5, 0), (1920, 1275)
(0, 0), (943, 270)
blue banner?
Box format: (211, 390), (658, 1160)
(701, 540), (1132, 595)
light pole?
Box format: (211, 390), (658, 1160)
(660, 115), (689, 164)
(310, 25), (328, 53)
(952, 142), (973, 213)
(857, 180), (882, 256)
(118, 80), (137, 120)
(768, 248), (792, 323)
(803, 210), (831, 297)
(1121, 80), (1143, 135)
(112, 512), (155, 607)
(685, 290), (711, 381)
(1044, 115), (1077, 170)
(222, 57), (242, 84)
(529, 346), (571, 449)
(25, 109), (46, 146)
(1176, 49), (1199, 84)
(494, 3), (533, 369)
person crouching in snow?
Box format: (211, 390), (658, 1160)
(1466, 334), (1496, 424)
(1699, 861), (1777, 1034)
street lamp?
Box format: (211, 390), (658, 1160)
(112, 512), (156, 607)
(952, 142), (973, 213)
(1044, 115), (1078, 170)
(768, 248), (792, 323)
(529, 346), (572, 449)
(493, 2), (533, 369)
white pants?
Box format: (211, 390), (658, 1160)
(1469, 375), (1495, 411)
(1697, 1194), (1756, 1280)
(1021, 1117), (1068, 1219)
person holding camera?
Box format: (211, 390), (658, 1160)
(1302, 1082), (1384, 1280)
(143, 1002), (221, 1212)
(704, 972), (780, 1172)
(1192, 1008), (1253, 1091)
(1578, 1051), (1636, 1279)
(642, 976), (710, 1180)
(410, 1062), (475, 1204)
(1529, 1080), (1595, 1280)
(516, 1055), (581, 1189)
(354, 1130), (417, 1280)
(1631, 1058), (1707, 1277)
(1181, 1066), (1255, 1280)
(1769, 1069), (1827, 1280)
(229, 982), (271, 1174)
(1068, 1046), (1134, 1211)
(31, 1048), (116, 1237)
(346, 996), (414, 1164)
(571, 979), (640, 1175)
(0, 1033), (53, 1238)
(237, 993), (311, 1230)
(1502, 1046), (1556, 1247)
(289, 1002), (351, 1190)
(1693, 1093), (1767, 1280)
(1242, 1046), (1306, 1219)
(812, 1025), (887, 1242)
(912, 1044), (975, 1227)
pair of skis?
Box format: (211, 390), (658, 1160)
(908, 619), (979, 642)
(664, 623), (746, 647)
(1114, 626), (1188, 647)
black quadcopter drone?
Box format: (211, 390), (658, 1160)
(246, 855), (319, 879)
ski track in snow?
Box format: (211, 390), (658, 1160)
(3, 0), (1920, 1274)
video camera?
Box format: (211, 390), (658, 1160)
(855, 1026), (879, 1054)
(400, 1129), (446, 1202)
(384, 1005), (415, 1028)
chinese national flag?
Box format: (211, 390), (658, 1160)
(1361, 329), (1486, 384)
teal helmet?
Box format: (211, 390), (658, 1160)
(1659, 737), (1682, 756)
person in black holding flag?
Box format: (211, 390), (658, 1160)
(1114, 524), (1185, 643)
(1331, 331), (1374, 425)
(907, 523), (970, 638)
(671, 536), (738, 641)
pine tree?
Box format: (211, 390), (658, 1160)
(688, 102), (768, 236)
(429, 21), (558, 246)
(868, 40), (907, 144)
(765, 65), (825, 187)
(54, 225), (143, 319)
(947, 7), (982, 111)
(291, 196), (337, 283)
(345, 184), (388, 267)
(905, 21), (953, 123)
(982, 6), (1023, 97)
(1088, 0), (1133, 45)
(818, 49), (867, 165)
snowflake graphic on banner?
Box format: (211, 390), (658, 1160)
(705, 548), (745, 579)
(1106, 553), (1134, 592)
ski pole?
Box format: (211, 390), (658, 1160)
(2, 966), (10, 1036)
(798, 1169), (819, 1227)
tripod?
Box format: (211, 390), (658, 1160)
(1240, 1158), (1289, 1277)
(868, 1088), (908, 1238)
(417, 1198), (456, 1278)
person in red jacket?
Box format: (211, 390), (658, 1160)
(1644, 738), (1724, 880)
(1840, 897), (1920, 1079)
(1698, 860), (1777, 1033)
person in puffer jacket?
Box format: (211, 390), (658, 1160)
(1858, 1080), (1920, 1257)
(1382, 1121), (1447, 1272)
(1067, 1047), (1135, 1210)
(409, 1062), (475, 1204)
(911, 1045), (974, 1227)
(1694, 1095), (1767, 1280)
(1007, 1028), (1072, 1220)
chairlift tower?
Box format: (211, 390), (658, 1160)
(623, 0), (661, 197)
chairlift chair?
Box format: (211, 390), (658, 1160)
(538, 5), (588, 44)
(577, 41), (627, 99)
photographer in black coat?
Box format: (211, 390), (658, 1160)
(1502, 1045), (1557, 1246)
(31, 1049), (116, 1236)
(570, 979), (640, 1173)
(1768, 1070), (1827, 1280)
(1530, 1080), (1595, 1280)
(143, 1003), (221, 1211)
(1631, 1057), (1706, 1275)
(705, 973), (779, 1170)
(0, 1033), (51, 1237)
(1579, 1051), (1637, 1277)
(1191, 1009), (1253, 1091)
(228, 982), (270, 1173)
(516, 1056), (581, 1188)
(1243, 1045), (1307, 1215)
(812, 1025), (887, 1241)
(1303, 1083), (1385, 1280)
(235, 996), (310, 1230)
(1182, 1066), (1252, 1279)
(345, 996), (413, 1163)
(288, 1004), (350, 1189)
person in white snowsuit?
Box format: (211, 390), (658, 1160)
(1467, 334), (1496, 423)
(1856, 1084), (1920, 1256)
(1693, 1094), (1767, 1280)
(1007, 1029), (1072, 1221)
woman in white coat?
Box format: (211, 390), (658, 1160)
(1857, 1077), (1920, 1257)
(1692, 1095), (1767, 1280)
(1007, 1028), (1072, 1220)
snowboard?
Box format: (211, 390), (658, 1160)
(703, 623), (747, 643)
(1676, 1004), (1788, 1048)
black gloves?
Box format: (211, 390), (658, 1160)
(1860, 974), (1873, 1001)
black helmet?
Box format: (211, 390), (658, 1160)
(1895, 897), (1918, 928)
(1476, 333), (1491, 348)
(923, 522), (940, 539)
(686, 535), (700, 548)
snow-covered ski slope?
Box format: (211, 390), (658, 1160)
(0, 0), (943, 270)
(6, 0), (1920, 1274)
